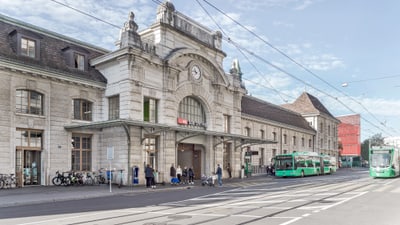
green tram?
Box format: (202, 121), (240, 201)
(369, 146), (400, 178)
(274, 151), (336, 177)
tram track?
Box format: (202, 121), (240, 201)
(64, 178), (374, 225)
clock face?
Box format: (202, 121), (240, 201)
(191, 65), (201, 80)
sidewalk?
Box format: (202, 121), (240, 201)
(0, 175), (270, 208)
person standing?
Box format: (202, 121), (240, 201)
(182, 166), (188, 184)
(188, 166), (194, 184)
(216, 164), (223, 187)
(145, 164), (154, 189)
(227, 163), (232, 178)
(176, 165), (182, 184)
(170, 164), (176, 184)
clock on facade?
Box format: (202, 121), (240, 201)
(191, 65), (201, 80)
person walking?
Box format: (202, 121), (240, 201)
(145, 164), (154, 189)
(182, 166), (188, 184)
(216, 164), (223, 187)
(227, 163), (232, 178)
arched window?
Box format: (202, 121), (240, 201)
(178, 96), (206, 129)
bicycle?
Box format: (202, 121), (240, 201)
(84, 172), (94, 186)
(93, 168), (106, 185)
(0, 174), (18, 189)
(52, 171), (71, 186)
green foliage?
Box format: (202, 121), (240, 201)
(361, 133), (385, 161)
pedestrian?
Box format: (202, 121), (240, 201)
(182, 166), (188, 184)
(188, 166), (194, 184)
(176, 165), (182, 184)
(216, 164), (222, 187)
(170, 163), (176, 184)
(144, 164), (154, 189)
(227, 163), (232, 178)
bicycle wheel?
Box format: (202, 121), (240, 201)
(52, 177), (62, 186)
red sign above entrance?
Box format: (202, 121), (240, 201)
(177, 117), (206, 128)
(177, 117), (188, 125)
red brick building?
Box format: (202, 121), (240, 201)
(337, 114), (361, 167)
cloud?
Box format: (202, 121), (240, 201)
(301, 54), (345, 71)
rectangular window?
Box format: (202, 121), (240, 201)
(73, 99), (92, 121)
(260, 130), (265, 139)
(272, 132), (277, 141)
(16, 90), (43, 115)
(309, 139), (312, 148)
(144, 137), (158, 169)
(223, 115), (231, 133)
(292, 136), (296, 146)
(108, 95), (120, 120)
(16, 129), (42, 150)
(244, 127), (250, 137)
(72, 134), (92, 171)
(143, 97), (158, 122)
(74, 53), (85, 71)
(283, 134), (287, 144)
(21, 37), (36, 58)
(302, 138), (305, 147)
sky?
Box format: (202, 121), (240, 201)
(1, 0), (400, 141)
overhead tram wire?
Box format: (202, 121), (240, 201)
(201, 0), (396, 136)
(196, 0), (392, 137)
(195, 0), (290, 103)
(50, 0), (120, 29)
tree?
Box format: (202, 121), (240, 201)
(361, 133), (385, 161)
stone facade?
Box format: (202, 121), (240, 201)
(0, 2), (338, 187)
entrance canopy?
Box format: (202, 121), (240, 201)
(64, 119), (277, 149)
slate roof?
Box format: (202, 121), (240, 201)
(282, 92), (335, 119)
(241, 95), (315, 133)
(0, 14), (107, 84)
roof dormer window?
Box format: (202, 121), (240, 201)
(74, 52), (85, 71)
(62, 46), (89, 71)
(21, 37), (36, 58)
(10, 30), (41, 59)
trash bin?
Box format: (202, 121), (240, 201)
(106, 170), (113, 183)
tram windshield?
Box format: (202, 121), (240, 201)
(370, 153), (391, 168)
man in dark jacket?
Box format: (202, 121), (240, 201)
(170, 164), (176, 184)
(216, 164), (222, 187)
(145, 164), (154, 188)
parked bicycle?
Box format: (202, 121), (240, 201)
(0, 174), (18, 189)
(93, 168), (106, 185)
(52, 171), (71, 186)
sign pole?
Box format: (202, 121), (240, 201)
(109, 160), (112, 193)
(107, 147), (114, 193)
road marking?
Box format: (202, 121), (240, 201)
(373, 184), (392, 192)
(278, 217), (302, 225)
(391, 187), (400, 193)
(321, 191), (368, 210)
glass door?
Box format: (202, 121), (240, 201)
(23, 150), (41, 185)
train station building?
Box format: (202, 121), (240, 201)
(0, 2), (339, 186)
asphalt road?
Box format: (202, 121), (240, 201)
(3, 168), (398, 225)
